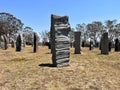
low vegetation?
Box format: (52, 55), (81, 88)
(0, 46), (120, 90)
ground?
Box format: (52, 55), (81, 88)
(0, 45), (120, 90)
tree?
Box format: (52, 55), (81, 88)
(105, 19), (117, 32)
(23, 26), (34, 45)
(114, 23), (120, 37)
(68, 28), (75, 43)
(0, 12), (23, 42)
(76, 23), (87, 41)
(76, 23), (86, 32)
(105, 19), (117, 40)
(39, 30), (49, 43)
(87, 21), (103, 40)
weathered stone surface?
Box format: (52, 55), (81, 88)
(101, 33), (109, 55)
(11, 40), (15, 48)
(16, 34), (23, 51)
(108, 40), (112, 52)
(23, 39), (26, 47)
(74, 32), (81, 54)
(96, 42), (99, 47)
(48, 42), (51, 49)
(50, 14), (71, 67)
(33, 32), (38, 53)
(82, 41), (85, 47)
(99, 40), (101, 50)
(115, 38), (120, 52)
(0, 34), (8, 50)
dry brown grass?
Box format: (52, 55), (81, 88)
(0, 45), (120, 90)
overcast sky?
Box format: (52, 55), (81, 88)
(1, 0), (120, 33)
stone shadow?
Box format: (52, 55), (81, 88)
(45, 52), (51, 54)
(39, 63), (55, 67)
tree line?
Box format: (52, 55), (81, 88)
(1, 12), (120, 45)
(0, 12), (39, 45)
(40, 19), (120, 45)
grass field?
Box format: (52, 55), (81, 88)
(0, 46), (120, 90)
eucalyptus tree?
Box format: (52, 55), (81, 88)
(23, 26), (34, 45)
(68, 28), (75, 42)
(68, 28), (75, 47)
(76, 23), (86, 33)
(113, 23), (120, 38)
(39, 30), (49, 43)
(76, 23), (86, 41)
(0, 12), (23, 42)
(87, 21), (103, 40)
(105, 20), (117, 40)
(105, 19), (117, 32)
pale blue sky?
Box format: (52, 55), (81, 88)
(1, 0), (120, 33)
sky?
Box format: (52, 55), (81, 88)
(1, 0), (120, 33)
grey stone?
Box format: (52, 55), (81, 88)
(115, 38), (120, 52)
(16, 34), (23, 51)
(101, 33), (109, 55)
(82, 41), (85, 47)
(0, 35), (8, 50)
(33, 32), (38, 53)
(50, 14), (71, 67)
(108, 39), (112, 52)
(11, 40), (15, 48)
(74, 32), (81, 54)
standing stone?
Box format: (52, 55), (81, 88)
(115, 38), (120, 52)
(82, 41), (85, 47)
(96, 42), (99, 48)
(108, 40), (112, 52)
(33, 32), (38, 53)
(73, 41), (75, 48)
(16, 34), (23, 51)
(99, 39), (101, 50)
(74, 32), (81, 54)
(22, 34), (26, 47)
(101, 33), (109, 55)
(118, 39), (120, 51)
(50, 24), (54, 53)
(4, 35), (8, 50)
(0, 35), (8, 50)
(89, 40), (94, 50)
(50, 14), (71, 67)
(11, 40), (15, 48)
(48, 42), (51, 49)
(23, 39), (26, 47)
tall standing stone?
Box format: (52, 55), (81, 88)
(115, 38), (120, 52)
(50, 22), (53, 53)
(50, 14), (71, 67)
(11, 40), (15, 48)
(82, 40), (85, 47)
(48, 42), (51, 49)
(74, 32), (81, 54)
(16, 34), (23, 51)
(101, 33), (109, 55)
(99, 39), (102, 50)
(4, 35), (8, 50)
(108, 40), (112, 52)
(0, 35), (8, 50)
(33, 32), (38, 53)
